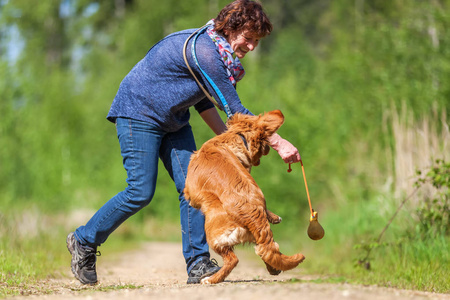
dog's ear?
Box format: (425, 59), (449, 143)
(259, 110), (284, 136)
(226, 113), (248, 128)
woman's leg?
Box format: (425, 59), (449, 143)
(75, 118), (164, 246)
(158, 125), (211, 272)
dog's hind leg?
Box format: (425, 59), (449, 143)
(266, 209), (282, 224)
(201, 247), (238, 284)
(264, 261), (282, 275)
(222, 199), (304, 273)
(241, 207), (304, 272)
(254, 236), (305, 273)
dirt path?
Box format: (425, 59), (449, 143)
(12, 242), (448, 299)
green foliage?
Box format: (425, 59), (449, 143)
(356, 235), (449, 292)
(352, 161), (449, 266)
(415, 160), (450, 237)
(344, 162), (450, 292)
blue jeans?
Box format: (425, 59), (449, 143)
(75, 118), (210, 273)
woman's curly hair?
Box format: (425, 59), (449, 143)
(214, 0), (273, 38)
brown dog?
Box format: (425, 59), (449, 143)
(184, 110), (305, 284)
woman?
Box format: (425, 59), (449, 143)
(67, 0), (301, 285)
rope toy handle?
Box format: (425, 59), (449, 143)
(288, 160), (314, 217)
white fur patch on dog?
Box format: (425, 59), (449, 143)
(213, 227), (254, 249)
(201, 277), (211, 284)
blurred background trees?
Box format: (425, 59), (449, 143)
(1, 0), (447, 214)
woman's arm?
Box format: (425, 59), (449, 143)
(194, 35), (252, 117)
(269, 133), (301, 163)
(199, 107), (227, 135)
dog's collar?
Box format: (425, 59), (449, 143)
(237, 133), (249, 150)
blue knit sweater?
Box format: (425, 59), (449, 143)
(107, 28), (252, 132)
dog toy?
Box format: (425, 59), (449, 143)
(307, 210), (325, 240)
(288, 160), (325, 240)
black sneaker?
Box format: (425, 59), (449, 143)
(66, 232), (100, 284)
(187, 257), (221, 284)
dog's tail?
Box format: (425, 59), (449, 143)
(255, 241), (305, 271)
(239, 207), (305, 271)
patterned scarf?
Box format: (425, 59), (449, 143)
(205, 20), (245, 86)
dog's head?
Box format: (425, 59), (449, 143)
(226, 110), (284, 166)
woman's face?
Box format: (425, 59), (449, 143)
(225, 29), (261, 59)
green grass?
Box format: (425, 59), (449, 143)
(1, 231), (64, 283)
(358, 235), (449, 292)
(283, 277), (348, 284)
(69, 283), (143, 293)
(1, 236), (66, 297)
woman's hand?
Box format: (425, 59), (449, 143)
(269, 133), (301, 163)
